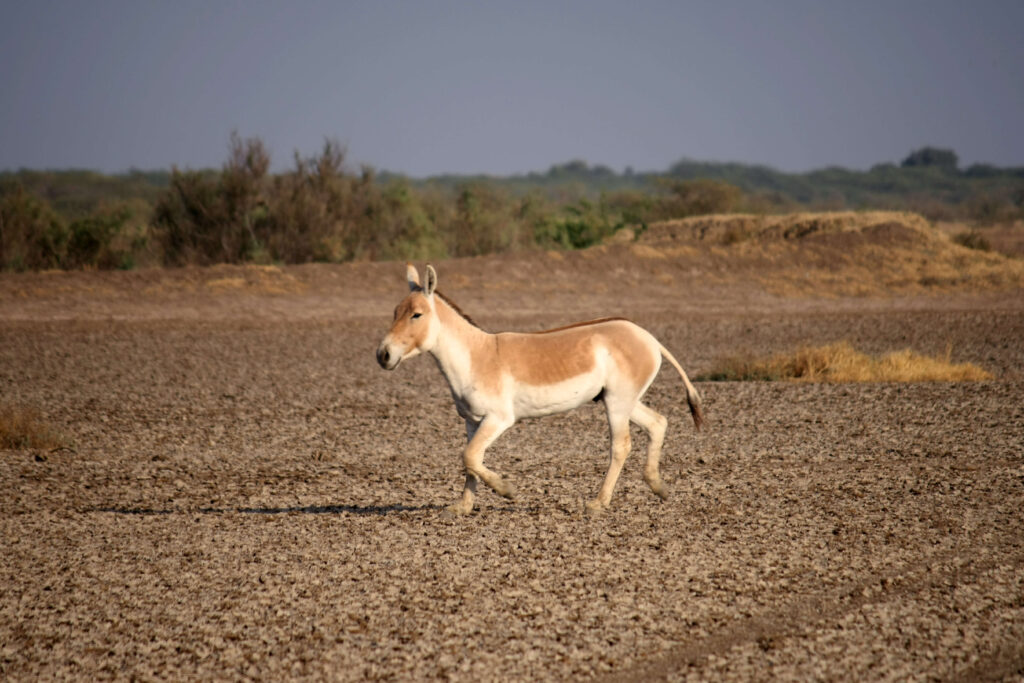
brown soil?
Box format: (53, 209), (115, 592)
(2, 214), (1023, 680)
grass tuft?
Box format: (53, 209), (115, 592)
(697, 341), (993, 383)
(0, 404), (68, 450)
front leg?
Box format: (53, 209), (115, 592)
(446, 415), (514, 515)
(447, 472), (479, 516)
(447, 419), (481, 516)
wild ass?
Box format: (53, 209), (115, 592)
(376, 264), (704, 515)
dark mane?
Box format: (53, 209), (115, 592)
(435, 290), (482, 330)
(536, 317), (630, 334)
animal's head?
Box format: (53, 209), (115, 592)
(376, 264), (441, 370)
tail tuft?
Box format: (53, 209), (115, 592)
(688, 392), (705, 431)
(659, 342), (705, 431)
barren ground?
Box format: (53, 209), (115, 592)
(2, 220), (1024, 680)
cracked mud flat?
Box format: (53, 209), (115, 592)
(2, 255), (1023, 680)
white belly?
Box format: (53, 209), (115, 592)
(512, 372), (604, 419)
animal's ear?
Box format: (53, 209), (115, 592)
(406, 262), (421, 291)
(424, 265), (438, 297)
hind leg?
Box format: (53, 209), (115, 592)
(586, 403), (633, 515)
(631, 402), (669, 499)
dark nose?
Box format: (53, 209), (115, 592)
(376, 347), (390, 368)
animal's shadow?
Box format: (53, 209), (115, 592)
(93, 503), (444, 517)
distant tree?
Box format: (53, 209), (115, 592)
(658, 178), (742, 217)
(901, 147), (959, 170)
(546, 160), (590, 178)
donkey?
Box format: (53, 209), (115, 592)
(376, 264), (704, 515)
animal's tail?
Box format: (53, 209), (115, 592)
(659, 343), (705, 431)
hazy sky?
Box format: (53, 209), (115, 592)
(2, 1), (1022, 176)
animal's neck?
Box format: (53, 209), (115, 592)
(429, 298), (491, 396)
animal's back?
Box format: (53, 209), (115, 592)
(496, 318), (660, 390)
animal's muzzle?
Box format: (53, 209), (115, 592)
(376, 345), (391, 369)
(376, 343), (400, 370)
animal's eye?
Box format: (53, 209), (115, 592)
(411, 312), (422, 320)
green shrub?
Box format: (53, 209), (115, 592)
(0, 185), (67, 270)
(600, 179), (742, 226)
(533, 198), (623, 249)
(448, 182), (525, 256)
(263, 141), (350, 263)
(154, 132), (270, 265)
(262, 144), (449, 263)
(65, 208), (135, 269)
(964, 192), (1018, 225)
(1, 182), (153, 270)
(657, 178), (742, 217)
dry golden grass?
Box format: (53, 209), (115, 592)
(698, 341), (993, 383)
(0, 404), (68, 450)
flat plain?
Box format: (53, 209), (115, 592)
(2, 214), (1023, 680)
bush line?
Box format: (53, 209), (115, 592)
(1, 135), (747, 271)
(3, 137), (1022, 272)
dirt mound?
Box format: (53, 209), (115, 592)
(608, 211), (1024, 297)
(635, 211), (936, 246)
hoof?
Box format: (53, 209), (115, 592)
(495, 480), (516, 500)
(444, 503), (473, 517)
(585, 499), (607, 517)
(647, 478), (669, 500)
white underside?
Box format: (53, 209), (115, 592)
(431, 331), (618, 422)
(512, 372), (605, 419)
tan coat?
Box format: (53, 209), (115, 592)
(377, 264), (703, 515)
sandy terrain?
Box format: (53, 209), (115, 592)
(2, 216), (1023, 680)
